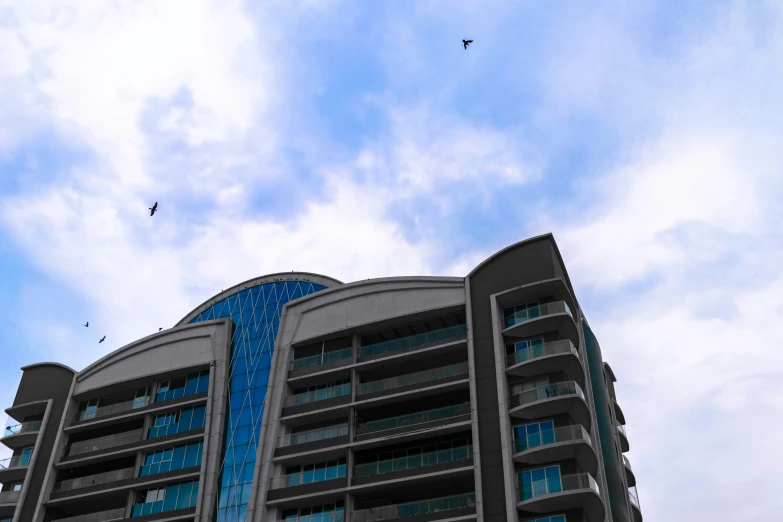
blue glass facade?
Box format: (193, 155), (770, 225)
(188, 280), (328, 522)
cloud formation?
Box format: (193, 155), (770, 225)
(1, 1), (782, 520)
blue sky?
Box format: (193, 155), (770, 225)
(2, 0), (783, 519)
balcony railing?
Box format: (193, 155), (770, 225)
(272, 512), (344, 522)
(509, 381), (584, 409)
(629, 486), (641, 508)
(0, 490), (21, 504)
(68, 429), (144, 457)
(4, 420), (42, 437)
(623, 455), (633, 470)
(270, 467), (347, 489)
(357, 362), (468, 396)
(358, 324), (467, 359)
(53, 508), (126, 522)
(514, 425), (590, 454)
(279, 424), (349, 447)
(506, 340), (578, 367)
(505, 301), (572, 328)
(518, 472), (599, 502)
(354, 443), (473, 478)
(56, 467), (134, 492)
(355, 403), (471, 435)
(291, 348), (353, 372)
(351, 492), (476, 522)
(0, 455), (30, 469)
(77, 396), (150, 422)
(284, 383), (351, 408)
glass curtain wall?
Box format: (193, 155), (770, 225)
(188, 280), (327, 522)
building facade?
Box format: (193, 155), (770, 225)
(0, 234), (642, 522)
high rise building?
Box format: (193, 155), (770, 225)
(0, 234), (642, 522)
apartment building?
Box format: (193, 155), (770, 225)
(0, 234), (642, 522)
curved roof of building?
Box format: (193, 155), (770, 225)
(20, 361), (77, 374)
(175, 271), (343, 326)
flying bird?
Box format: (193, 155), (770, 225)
(159, 328), (163, 331)
(99, 335), (106, 343)
(84, 322), (89, 327)
(149, 202), (158, 216)
(462, 39), (473, 50)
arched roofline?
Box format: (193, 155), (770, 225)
(77, 319), (232, 380)
(280, 276), (465, 311)
(175, 272), (343, 327)
(20, 362), (76, 374)
(467, 233), (579, 308)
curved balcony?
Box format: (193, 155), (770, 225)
(613, 398), (626, 425)
(516, 473), (604, 522)
(351, 492), (476, 522)
(356, 362), (469, 402)
(617, 424), (629, 452)
(76, 396), (150, 423)
(508, 381), (591, 432)
(0, 490), (20, 507)
(67, 429), (144, 457)
(0, 455), (30, 482)
(629, 486), (642, 522)
(512, 425), (598, 476)
(623, 455), (636, 487)
(502, 301), (579, 347)
(2, 420), (42, 450)
(506, 340), (584, 388)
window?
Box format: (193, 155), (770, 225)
(10, 483), (23, 492)
(504, 301), (541, 327)
(513, 421), (555, 453)
(519, 465), (561, 501)
(284, 457), (346, 486)
(148, 406), (206, 439)
(18, 447), (33, 466)
(280, 501), (344, 521)
(155, 370), (210, 403)
(527, 516), (566, 522)
(131, 480), (199, 517)
(139, 442), (203, 476)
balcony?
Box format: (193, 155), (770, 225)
(276, 424), (350, 457)
(54, 508), (126, 522)
(617, 424), (629, 452)
(512, 425), (598, 476)
(351, 492), (476, 522)
(2, 420), (42, 449)
(503, 301), (578, 344)
(613, 398), (626, 425)
(76, 396), (149, 423)
(508, 381), (591, 431)
(629, 486), (642, 522)
(0, 490), (20, 506)
(272, 512), (344, 522)
(55, 467), (134, 493)
(356, 362), (469, 400)
(290, 347), (353, 374)
(358, 324), (467, 362)
(623, 455), (636, 487)
(516, 473), (604, 522)
(355, 403), (471, 439)
(68, 429), (144, 457)
(283, 383), (352, 412)
(505, 340), (584, 387)
(0, 454), (30, 482)
(354, 443), (473, 486)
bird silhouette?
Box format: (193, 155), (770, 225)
(149, 202), (158, 216)
(463, 39), (473, 49)
(84, 322), (89, 327)
(159, 328), (163, 331)
(99, 335), (106, 343)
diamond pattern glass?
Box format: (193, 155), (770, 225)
(189, 280), (327, 522)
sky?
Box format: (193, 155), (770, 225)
(1, 0), (782, 519)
